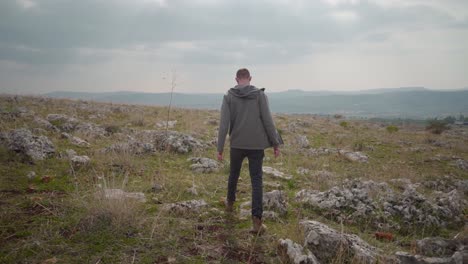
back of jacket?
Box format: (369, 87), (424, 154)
(217, 84), (279, 152)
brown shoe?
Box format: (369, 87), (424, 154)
(250, 216), (267, 235)
(220, 198), (234, 213)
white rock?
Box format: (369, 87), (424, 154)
(263, 166), (292, 180)
(278, 238), (320, 264)
(103, 188), (146, 203)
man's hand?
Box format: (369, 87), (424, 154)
(217, 152), (223, 161)
(274, 147), (280, 158)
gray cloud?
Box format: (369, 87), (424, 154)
(0, 0), (467, 93)
(1, 0), (466, 65)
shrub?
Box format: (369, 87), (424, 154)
(104, 124), (121, 134)
(333, 114), (343, 119)
(386, 125), (399, 133)
(339, 121), (348, 128)
(426, 119), (450, 134)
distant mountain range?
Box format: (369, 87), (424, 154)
(44, 87), (468, 119)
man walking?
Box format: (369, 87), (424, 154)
(217, 68), (281, 234)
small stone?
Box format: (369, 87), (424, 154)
(70, 136), (90, 147)
(103, 188), (146, 203)
(156, 120), (177, 128)
(186, 186), (198, 196)
(339, 150), (369, 163)
(27, 171), (36, 179)
(71, 155), (90, 166)
(151, 184), (164, 193)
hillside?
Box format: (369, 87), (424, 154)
(45, 88), (468, 118)
(0, 95), (467, 263)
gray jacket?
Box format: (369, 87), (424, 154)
(217, 84), (280, 152)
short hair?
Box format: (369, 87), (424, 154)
(236, 68), (250, 79)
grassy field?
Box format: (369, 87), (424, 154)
(0, 95), (467, 263)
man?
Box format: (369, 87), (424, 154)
(217, 68), (280, 234)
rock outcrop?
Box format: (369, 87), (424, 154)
(301, 220), (381, 263)
(0, 129), (55, 161)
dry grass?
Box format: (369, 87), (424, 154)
(0, 95), (467, 263)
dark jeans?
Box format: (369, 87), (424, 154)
(227, 148), (264, 218)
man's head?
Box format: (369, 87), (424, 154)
(235, 68), (252, 85)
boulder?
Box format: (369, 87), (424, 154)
(188, 157), (219, 173)
(296, 179), (390, 221)
(0, 129), (55, 161)
(301, 220), (380, 263)
(278, 238), (320, 264)
(263, 166), (292, 180)
(263, 190), (288, 215)
(295, 135), (310, 148)
(395, 251), (457, 264)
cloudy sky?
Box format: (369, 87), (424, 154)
(1, 0), (467, 94)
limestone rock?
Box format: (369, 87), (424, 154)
(27, 171), (36, 179)
(263, 166), (292, 180)
(295, 135), (310, 148)
(156, 120), (177, 129)
(137, 130), (205, 153)
(103, 189), (146, 203)
(454, 159), (468, 171)
(162, 199), (208, 214)
(0, 129), (55, 161)
(278, 238), (320, 264)
(46, 114), (80, 132)
(33, 117), (59, 131)
(305, 147), (339, 157)
(188, 157), (219, 173)
(74, 122), (106, 138)
(70, 136), (90, 147)
(339, 150), (369, 163)
(263, 190), (288, 215)
(71, 155), (90, 166)
(301, 220), (380, 264)
(297, 167), (310, 175)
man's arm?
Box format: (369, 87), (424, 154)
(259, 91), (280, 147)
(217, 95), (230, 154)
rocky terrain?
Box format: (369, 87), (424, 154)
(0, 95), (467, 263)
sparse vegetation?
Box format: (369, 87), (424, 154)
(0, 95), (467, 263)
(386, 125), (399, 133)
(426, 119), (450, 134)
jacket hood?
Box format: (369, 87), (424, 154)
(228, 85), (265, 99)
